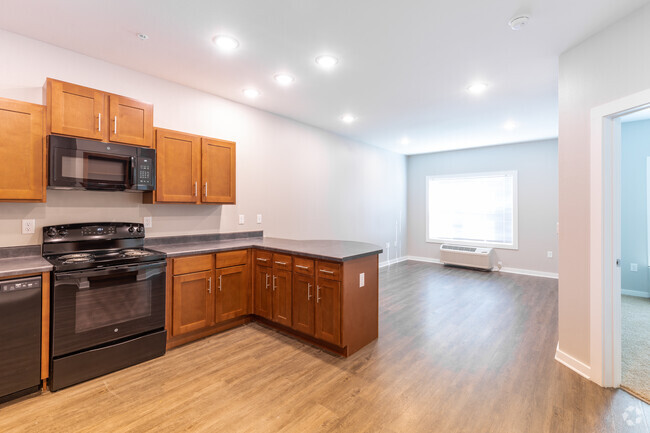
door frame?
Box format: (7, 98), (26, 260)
(589, 88), (650, 386)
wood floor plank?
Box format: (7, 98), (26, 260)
(0, 261), (648, 432)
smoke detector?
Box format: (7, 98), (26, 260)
(508, 15), (530, 30)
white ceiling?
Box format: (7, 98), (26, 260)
(0, 0), (647, 155)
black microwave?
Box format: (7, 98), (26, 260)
(48, 135), (155, 192)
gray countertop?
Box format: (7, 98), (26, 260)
(150, 237), (383, 262)
(0, 256), (52, 279)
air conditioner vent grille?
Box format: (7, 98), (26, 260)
(441, 245), (477, 253)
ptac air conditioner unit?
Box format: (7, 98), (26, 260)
(439, 244), (494, 271)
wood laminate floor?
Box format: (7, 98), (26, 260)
(1, 261), (649, 432)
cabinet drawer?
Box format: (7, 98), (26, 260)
(254, 250), (273, 266)
(316, 261), (341, 281)
(273, 253), (292, 271)
(293, 256), (314, 276)
(173, 254), (213, 275)
(216, 249), (248, 268)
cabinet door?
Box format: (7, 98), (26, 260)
(0, 98), (45, 201)
(48, 79), (105, 140)
(172, 270), (214, 336)
(155, 129), (200, 203)
(201, 137), (236, 204)
(254, 265), (273, 320)
(215, 265), (248, 322)
(108, 95), (153, 147)
(272, 269), (292, 327)
(292, 273), (315, 336)
(315, 278), (341, 345)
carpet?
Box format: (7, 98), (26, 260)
(621, 295), (650, 404)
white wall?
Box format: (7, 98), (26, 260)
(0, 29), (407, 264)
(407, 139), (558, 275)
(621, 119), (650, 298)
(558, 4), (650, 365)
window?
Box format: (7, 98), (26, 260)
(426, 171), (518, 249)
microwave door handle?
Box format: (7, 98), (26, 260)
(131, 156), (137, 187)
(81, 181), (126, 191)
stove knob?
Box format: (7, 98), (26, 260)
(58, 229), (68, 237)
(136, 226), (143, 234)
(128, 226), (135, 234)
(46, 227), (58, 238)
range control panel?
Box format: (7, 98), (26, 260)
(81, 225), (117, 236)
(0, 276), (41, 293)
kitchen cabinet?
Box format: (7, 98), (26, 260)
(314, 273), (341, 346)
(254, 251), (273, 320)
(292, 273), (315, 335)
(146, 129), (236, 205)
(0, 97), (46, 202)
(167, 250), (250, 349)
(202, 138), (236, 204)
(254, 252), (293, 326)
(45, 78), (153, 147)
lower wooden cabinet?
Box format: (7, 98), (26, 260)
(272, 269), (292, 327)
(254, 264), (273, 320)
(172, 270), (213, 336)
(314, 277), (341, 346)
(215, 265), (248, 322)
(292, 273), (315, 335)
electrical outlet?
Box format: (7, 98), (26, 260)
(238, 215), (245, 225)
(143, 217), (152, 228)
(257, 214), (262, 224)
(359, 273), (365, 287)
(385, 242), (390, 249)
(547, 251), (553, 258)
(631, 263), (638, 272)
(22, 219), (35, 234)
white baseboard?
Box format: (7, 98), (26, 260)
(405, 256), (558, 279)
(555, 343), (591, 380)
(379, 256), (409, 268)
(621, 289), (650, 298)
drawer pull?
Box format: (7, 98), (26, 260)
(275, 261), (287, 265)
(295, 264), (310, 270)
(319, 269), (335, 274)
(257, 257), (269, 262)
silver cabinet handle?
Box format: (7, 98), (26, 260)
(208, 277), (212, 294)
(275, 261), (287, 265)
(194, 181), (198, 196)
(114, 116), (117, 134)
(272, 275), (277, 291)
(295, 264), (309, 270)
(98, 113), (101, 132)
(319, 269), (335, 274)
(265, 273), (269, 289)
(307, 283), (312, 300)
(316, 285), (321, 303)
(218, 275), (222, 292)
(204, 182), (208, 196)
(257, 258), (268, 262)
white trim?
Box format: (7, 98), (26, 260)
(379, 256), (408, 268)
(621, 289), (650, 298)
(589, 88), (650, 388)
(497, 267), (558, 279)
(425, 171), (519, 250)
(405, 255), (558, 278)
(555, 343), (592, 380)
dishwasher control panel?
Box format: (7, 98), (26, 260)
(0, 276), (41, 293)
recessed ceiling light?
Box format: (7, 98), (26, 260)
(400, 137), (410, 145)
(213, 35), (239, 51)
(341, 114), (356, 124)
(243, 88), (261, 98)
(466, 82), (489, 94)
(508, 15), (530, 30)
(503, 120), (517, 130)
(315, 55), (339, 68)
(136, 33), (149, 41)
(274, 73), (295, 86)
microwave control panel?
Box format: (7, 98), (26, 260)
(136, 157), (155, 187)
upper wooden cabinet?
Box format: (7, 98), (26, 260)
(0, 97), (46, 202)
(154, 129), (200, 203)
(146, 128), (236, 205)
(45, 78), (153, 147)
(201, 137), (236, 204)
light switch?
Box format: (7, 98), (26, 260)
(257, 214), (262, 224)
(631, 263), (638, 272)
(547, 251), (553, 258)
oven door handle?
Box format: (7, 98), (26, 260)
(55, 262), (166, 281)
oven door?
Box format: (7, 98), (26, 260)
(52, 261), (166, 357)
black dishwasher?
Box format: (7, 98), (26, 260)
(0, 276), (41, 403)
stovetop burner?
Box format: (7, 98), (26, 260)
(120, 249), (153, 258)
